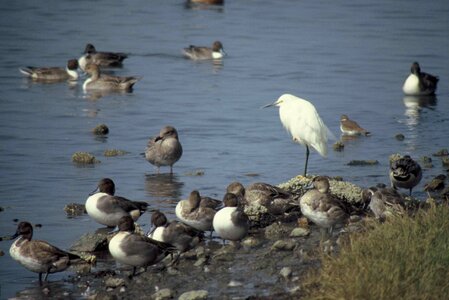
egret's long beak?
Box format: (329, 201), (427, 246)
(261, 102), (276, 109)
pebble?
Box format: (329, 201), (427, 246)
(178, 290), (209, 300)
(241, 236), (263, 248)
(64, 203), (86, 216)
(104, 277), (126, 288)
(279, 267), (292, 279)
(290, 227), (310, 238)
(151, 288), (173, 300)
(0, 250), (4, 256)
(103, 149), (129, 157)
(395, 133), (405, 141)
(92, 124), (109, 135)
(347, 160), (379, 166)
(194, 256), (207, 267)
(333, 141), (344, 151)
(271, 240), (296, 251)
(228, 280), (243, 287)
(72, 152), (100, 164)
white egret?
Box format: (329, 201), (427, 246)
(263, 94), (335, 176)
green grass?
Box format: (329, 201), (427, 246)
(302, 204), (449, 300)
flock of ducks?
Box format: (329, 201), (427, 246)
(11, 24), (440, 285)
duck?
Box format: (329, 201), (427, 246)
(182, 41), (225, 60)
(362, 186), (406, 222)
(78, 43), (127, 71)
(8, 221), (80, 283)
(402, 62), (439, 96)
(340, 114), (370, 136)
(213, 193), (249, 243)
(148, 210), (203, 254)
(390, 155), (422, 195)
(19, 59), (79, 82)
(299, 176), (348, 237)
(82, 63), (140, 92)
(175, 190), (217, 232)
(108, 216), (175, 276)
(145, 126), (183, 174)
(85, 178), (148, 228)
(227, 182), (297, 215)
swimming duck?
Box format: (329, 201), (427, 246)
(85, 178), (148, 228)
(340, 114), (370, 136)
(299, 176), (348, 237)
(145, 126), (183, 174)
(182, 41), (225, 60)
(148, 210), (202, 254)
(175, 190), (217, 232)
(402, 62), (439, 96)
(390, 155), (422, 195)
(362, 186), (406, 222)
(108, 216), (175, 276)
(19, 59), (79, 82)
(213, 193), (249, 242)
(9, 221), (80, 283)
(83, 63), (140, 92)
(78, 43), (127, 71)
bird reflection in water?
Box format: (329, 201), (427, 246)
(144, 174), (184, 204)
(403, 95), (437, 127)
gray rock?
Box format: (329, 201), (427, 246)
(265, 223), (291, 240)
(241, 236), (262, 248)
(152, 288), (173, 300)
(279, 267), (292, 279)
(347, 160), (379, 166)
(178, 290), (208, 300)
(395, 133), (405, 141)
(104, 277), (126, 288)
(70, 231), (110, 252)
(290, 227), (310, 237)
(271, 239), (296, 251)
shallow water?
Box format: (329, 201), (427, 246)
(0, 0), (448, 298)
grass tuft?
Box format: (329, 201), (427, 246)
(302, 204), (449, 300)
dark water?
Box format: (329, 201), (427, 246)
(1, 0), (448, 298)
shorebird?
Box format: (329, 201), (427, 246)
(340, 114), (370, 136)
(8, 222), (80, 283)
(85, 178), (148, 227)
(390, 155), (422, 195)
(263, 94), (335, 176)
(402, 62), (438, 96)
(362, 186), (406, 222)
(145, 126), (183, 174)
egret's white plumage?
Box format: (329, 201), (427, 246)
(263, 94), (335, 176)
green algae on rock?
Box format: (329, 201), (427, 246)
(72, 152), (100, 164)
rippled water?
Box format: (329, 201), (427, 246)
(1, 0), (448, 298)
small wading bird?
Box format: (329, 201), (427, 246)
(145, 126), (183, 174)
(78, 43), (128, 71)
(390, 155), (422, 196)
(263, 94), (335, 176)
(86, 178), (148, 228)
(7, 222), (81, 283)
(340, 114), (370, 136)
(182, 41), (226, 60)
(402, 62), (439, 96)
(362, 186), (406, 222)
(108, 216), (175, 277)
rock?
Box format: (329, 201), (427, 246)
(92, 124), (109, 135)
(433, 149), (448, 157)
(271, 239), (296, 251)
(333, 141), (344, 151)
(395, 134), (405, 141)
(265, 223), (291, 240)
(194, 256), (207, 267)
(152, 288), (173, 300)
(64, 203), (86, 216)
(178, 290), (208, 300)
(241, 236), (263, 248)
(347, 160), (379, 166)
(0, 206), (4, 212)
(87, 292), (118, 300)
(70, 231), (110, 252)
(0, 250), (4, 256)
(424, 176), (445, 192)
(279, 267), (292, 279)
(185, 170), (205, 176)
(228, 280), (243, 287)
(72, 152), (100, 164)
(103, 149), (129, 157)
(442, 157), (449, 167)
(290, 227), (310, 238)
(104, 277), (126, 288)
